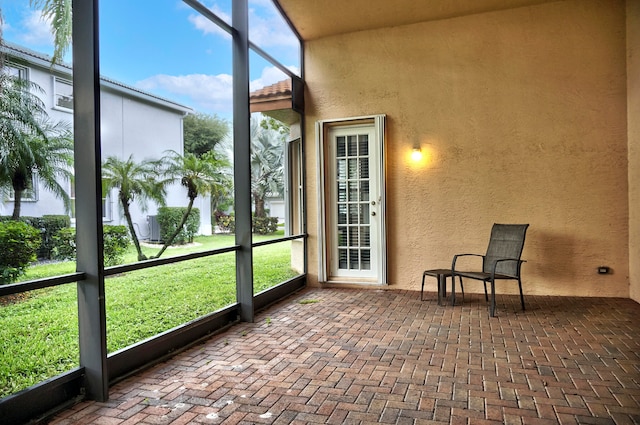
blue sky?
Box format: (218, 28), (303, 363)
(0, 0), (300, 118)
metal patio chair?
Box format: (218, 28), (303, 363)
(451, 223), (529, 317)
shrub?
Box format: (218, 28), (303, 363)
(157, 207), (200, 245)
(39, 215), (71, 259)
(52, 225), (130, 266)
(252, 216), (278, 235)
(185, 209), (200, 242)
(215, 212), (235, 234)
(103, 225), (130, 266)
(0, 215), (70, 260)
(213, 214), (278, 234)
(0, 221), (42, 284)
(52, 227), (76, 261)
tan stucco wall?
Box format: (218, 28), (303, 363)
(629, 0), (640, 303)
(304, 0), (630, 297)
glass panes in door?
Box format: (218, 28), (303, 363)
(336, 134), (371, 271)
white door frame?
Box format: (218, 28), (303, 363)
(316, 114), (387, 285)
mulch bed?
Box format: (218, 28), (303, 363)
(0, 292), (30, 306)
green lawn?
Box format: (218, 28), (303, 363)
(0, 233), (299, 398)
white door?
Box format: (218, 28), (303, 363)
(320, 117), (386, 284)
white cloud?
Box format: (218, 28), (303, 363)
(249, 65), (299, 92)
(135, 63), (299, 115)
(136, 73), (233, 113)
(17, 9), (54, 47)
(187, 3), (231, 39)
(188, 2), (297, 49)
(247, 5), (298, 49)
(248, 0), (274, 8)
(0, 19), (11, 34)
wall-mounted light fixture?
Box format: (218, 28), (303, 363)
(411, 147), (423, 162)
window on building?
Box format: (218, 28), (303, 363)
(70, 179), (76, 219)
(70, 178), (111, 221)
(5, 62), (28, 79)
(8, 175), (38, 202)
(102, 194), (112, 222)
(288, 137), (303, 236)
(53, 77), (74, 111)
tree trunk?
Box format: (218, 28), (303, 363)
(122, 201), (147, 261)
(154, 198), (194, 259)
(254, 193), (265, 218)
(11, 189), (23, 220)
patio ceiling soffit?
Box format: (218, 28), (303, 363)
(274, 0), (560, 40)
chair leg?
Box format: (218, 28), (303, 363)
(490, 280), (496, 317)
(518, 278), (525, 311)
(451, 274), (456, 306)
(438, 274), (445, 306)
(421, 273), (426, 301)
(458, 276), (464, 301)
(483, 282), (488, 301)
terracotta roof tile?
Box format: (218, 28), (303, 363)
(250, 79), (292, 100)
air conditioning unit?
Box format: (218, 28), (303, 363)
(148, 215), (161, 242)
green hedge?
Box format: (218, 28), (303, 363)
(0, 221), (42, 284)
(103, 225), (130, 266)
(253, 216), (278, 235)
(213, 214), (278, 235)
(52, 225), (131, 266)
(215, 212), (235, 234)
(0, 215), (70, 260)
(157, 207), (200, 245)
(52, 227), (76, 261)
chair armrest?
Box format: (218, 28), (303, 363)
(490, 258), (525, 278)
(452, 253), (484, 272)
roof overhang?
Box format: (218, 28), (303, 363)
(249, 77), (304, 125)
(274, 0), (561, 40)
(1, 42), (193, 115)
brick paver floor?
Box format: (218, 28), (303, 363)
(48, 288), (640, 424)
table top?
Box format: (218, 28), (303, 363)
(423, 268), (454, 276)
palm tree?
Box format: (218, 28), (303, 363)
(0, 73), (48, 145)
(29, 0), (72, 65)
(101, 155), (168, 261)
(250, 118), (285, 218)
(0, 74), (74, 219)
(154, 150), (230, 259)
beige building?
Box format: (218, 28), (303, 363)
(275, 0), (639, 302)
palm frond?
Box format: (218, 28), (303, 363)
(30, 0), (72, 64)
(0, 75), (74, 216)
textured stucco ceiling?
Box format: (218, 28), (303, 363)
(275, 0), (560, 40)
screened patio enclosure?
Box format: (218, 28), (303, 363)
(2, 0), (640, 423)
(0, 1), (306, 423)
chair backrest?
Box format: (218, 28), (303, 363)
(483, 224), (529, 276)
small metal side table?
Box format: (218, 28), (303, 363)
(421, 269), (455, 306)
